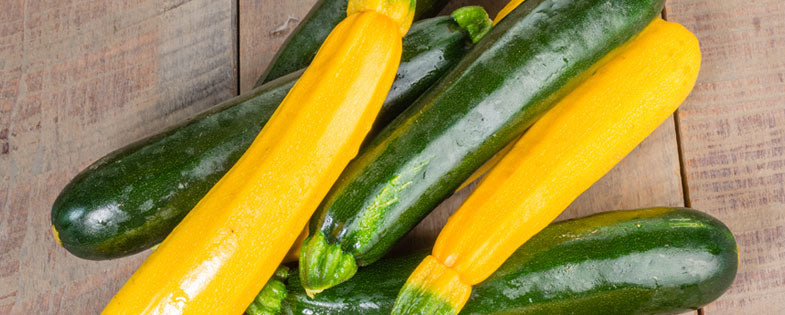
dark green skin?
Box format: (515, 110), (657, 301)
(255, 0), (450, 86)
(276, 208), (738, 314)
(309, 0), (667, 269)
(370, 16), (473, 141)
(51, 73), (296, 260)
(50, 16), (476, 260)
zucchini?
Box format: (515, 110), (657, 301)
(392, 18), (702, 314)
(102, 2), (416, 313)
(300, 0), (666, 293)
(249, 208), (738, 315)
(255, 0), (450, 86)
(51, 10), (489, 260)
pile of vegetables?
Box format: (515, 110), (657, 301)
(49, 0), (737, 314)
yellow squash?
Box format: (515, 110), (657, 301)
(101, 1), (414, 314)
(392, 18), (702, 314)
(282, 226), (308, 263)
(456, 134), (520, 192)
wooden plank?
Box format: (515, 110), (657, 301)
(666, 0), (785, 313)
(238, 0), (318, 92)
(0, 0), (236, 313)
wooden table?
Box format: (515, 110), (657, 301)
(1, 0), (783, 313)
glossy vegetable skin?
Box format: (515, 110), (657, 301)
(101, 1), (414, 313)
(464, 218), (735, 312)
(393, 18), (702, 314)
(255, 0), (449, 86)
(300, 0), (666, 294)
(51, 12), (479, 260)
(250, 208), (737, 315)
(370, 12), (489, 140)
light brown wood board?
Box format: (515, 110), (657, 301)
(0, 0), (237, 313)
(238, 0), (318, 93)
(666, 0), (785, 313)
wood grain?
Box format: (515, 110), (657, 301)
(0, 0), (236, 313)
(665, 0), (785, 313)
(238, 0), (317, 92)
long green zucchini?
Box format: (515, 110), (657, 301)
(50, 10), (492, 260)
(300, 0), (667, 293)
(249, 208), (738, 315)
(255, 0), (450, 86)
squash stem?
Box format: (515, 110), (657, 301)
(246, 266), (290, 315)
(391, 255), (470, 315)
(298, 231), (358, 297)
(451, 6), (493, 43)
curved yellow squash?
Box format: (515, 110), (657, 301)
(102, 1), (413, 314)
(395, 18), (702, 313)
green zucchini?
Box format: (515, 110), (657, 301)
(300, 0), (667, 293)
(250, 208), (738, 315)
(50, 10), (491, 260)
(255, 0), (450, 86)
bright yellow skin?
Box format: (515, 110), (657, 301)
(282, 226), (308, 263)
(402, 19), (702, 311)
(348, 0), (415, 35)
(456, 134), (520, 192)
(101, 2), (413, 314)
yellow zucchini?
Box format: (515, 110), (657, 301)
(101, 1), (414, 314)
(392, 18), (702, 314)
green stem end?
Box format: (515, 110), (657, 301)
(298, 231), (358, 297)
(391, 255), (470, 314)
(246, 266), (290, 315)
(392, 283), (460, 315)
(451, 6), (493, 43)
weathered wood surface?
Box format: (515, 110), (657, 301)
(1, 0), (781, 313)
(238, 0), (317, 93)
(0, 0), (236, 313)
(666, 0), (785, 313)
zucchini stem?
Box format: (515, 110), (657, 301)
(298, 231), (358, 297)
(391, 255), (470, 315)
(451, 6), (493, 43)
(246, 266), (290, 315)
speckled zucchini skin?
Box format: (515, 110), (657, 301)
(277, 208), (737, 314)
(51, 15), (476, 260)
(255, 0), (450, 86)
(308, 0), (667, 271)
